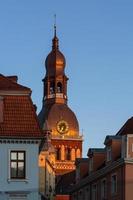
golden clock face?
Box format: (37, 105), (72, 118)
(57, 120), (69, 134)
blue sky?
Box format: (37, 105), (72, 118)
(0, 0), (133, 156)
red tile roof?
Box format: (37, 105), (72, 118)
(0, 74), (31, 92)
(0, 74), (42, 138)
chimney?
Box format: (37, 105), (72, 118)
(7, 76), (18, 83)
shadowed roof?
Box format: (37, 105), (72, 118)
(117, 117), (133, 136)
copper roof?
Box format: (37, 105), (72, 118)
(45, 33), (66, 77)
(38, 103), (79, 136)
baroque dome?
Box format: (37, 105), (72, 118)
(38, 103), (79, 137)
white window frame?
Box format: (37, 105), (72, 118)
(107, 147), (112, 162)
(8, 149), (28, 182)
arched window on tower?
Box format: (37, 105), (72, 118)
(56, 148), (60, 160)
(50, 82), (55, 94)
(71, 148), (76, 161)
(76, 148), (81, 158)
(66, 148), (71, 160)
(44, 83), (48, 97)
(57, 82), (62, 93)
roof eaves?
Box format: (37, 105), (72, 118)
(104, 135), (121, 145)
(87, 148), (105, 157)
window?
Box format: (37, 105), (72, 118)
(107, 147), (112, 161)
(66, 148), (71, 160)
(111, 174), (117, 194)
(50, 82), (55, 94)
(57, 82), (62, 93)
(10, 151), (25, 179)
(85, 187), (90, 200)
(101, 179), (107, 199)
(56, 148), (60, 160)
(92, 184), (97, 200)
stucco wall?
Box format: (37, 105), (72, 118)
(0, 142), (39, 193)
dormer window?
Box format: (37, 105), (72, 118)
(0, 96), (4, 123)
(107, 147), (112, 162)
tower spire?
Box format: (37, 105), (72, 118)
(52, 14), (59, 50)
(54, 14), (56, 37)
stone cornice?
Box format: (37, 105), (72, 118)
(0, 138), (41, 144)
(52, 137), (82, 141)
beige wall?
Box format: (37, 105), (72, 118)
(39, 152), (55, 200)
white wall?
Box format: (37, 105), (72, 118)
(0, 142), (39, 193)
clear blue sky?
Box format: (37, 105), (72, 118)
(0, 0), (133, 156)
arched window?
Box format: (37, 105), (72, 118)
(76, 148), (81, 158)
(50, 82), (55, 94)
(66, 148), (71, 160)
(57, 82), (62, 93)
(44, 83), (48, 97)
(56, 148), (60, 160)
(71, 148), (76, 161)
(61, 145), (65, 160)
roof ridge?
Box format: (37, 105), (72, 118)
(0, 74), (31, 92)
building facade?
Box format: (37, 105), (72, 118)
(0, 74), (43, 200)
(38, 27), (82, 175)
(70, 117), (133, 200)
(39, 121), (56, 200)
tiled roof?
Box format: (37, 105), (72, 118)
(0, 74), (42, 138)
(0, 74), (31, 92)
(0, 96), (42, 137)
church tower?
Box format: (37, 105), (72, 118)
(38, 26), (82, 175)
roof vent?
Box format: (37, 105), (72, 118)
(0, 96), (4, 123)
(7, 76), (18, 83)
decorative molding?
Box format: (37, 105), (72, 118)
(52, 137), (82, 141)
(0, 91), (30, 96)
(7, 178), (29, 183)
(0, 139), (40, 144)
